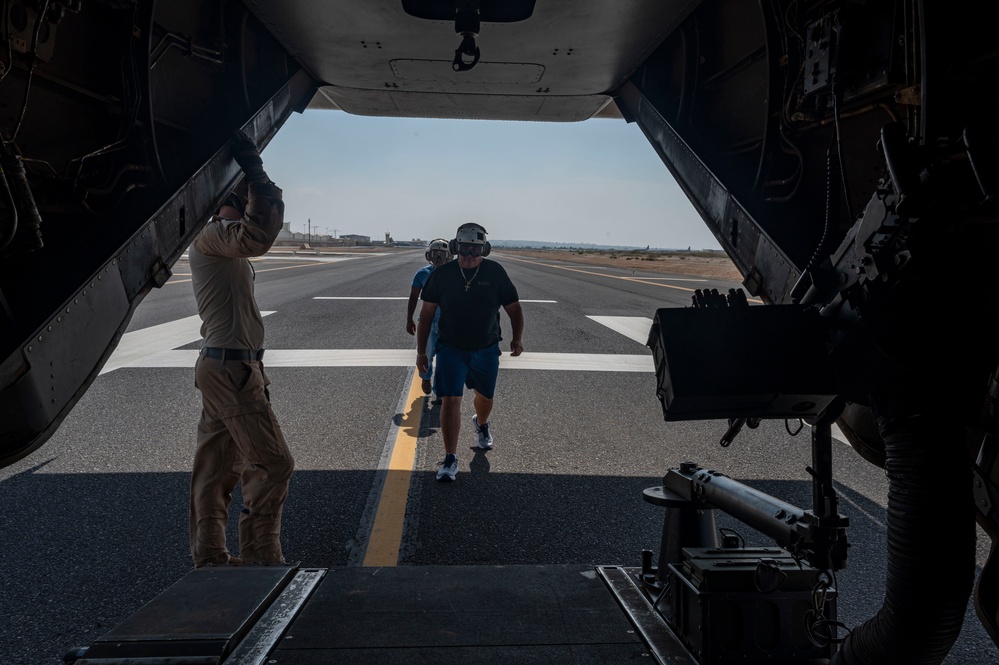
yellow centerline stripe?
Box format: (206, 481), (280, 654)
(363, 369), (425, 567)
(500, 254), (760, 303)
(500, 254), (705, 293)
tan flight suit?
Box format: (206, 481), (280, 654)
(188, 180), (294, 567)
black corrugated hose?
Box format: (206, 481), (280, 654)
(832, 398), (977, 664)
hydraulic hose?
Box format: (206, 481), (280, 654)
(0, 145), (43, 251)
(832, 399), (976, 664)
(791, 141), (838, 304)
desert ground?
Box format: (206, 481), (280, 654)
(499, 248), (743, 282)
(273, 244), (743, 282)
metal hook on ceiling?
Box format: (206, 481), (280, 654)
(452, 7), (480, 72)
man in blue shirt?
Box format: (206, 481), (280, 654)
(407, 238), (452, 399)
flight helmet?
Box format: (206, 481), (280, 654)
(426, 237), (451, 263)
(449, 222), (490, 257)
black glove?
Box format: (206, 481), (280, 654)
(230, 129), (269, 183)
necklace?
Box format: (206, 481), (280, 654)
(459, 264), (480, 292)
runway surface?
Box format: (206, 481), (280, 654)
(1, 249), (995, 664)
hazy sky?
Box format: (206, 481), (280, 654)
(261, 110), (721, 250)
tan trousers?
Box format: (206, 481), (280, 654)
(190, 354), (294, 566)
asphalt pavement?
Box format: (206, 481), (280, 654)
(1, 249), (995, 664)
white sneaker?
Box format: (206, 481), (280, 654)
(436, 454), (458, 481)
(472, 416), (493, 450)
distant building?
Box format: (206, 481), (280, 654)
(340, 234), (370, 246)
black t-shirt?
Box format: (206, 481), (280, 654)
(421, 258), (519, 350)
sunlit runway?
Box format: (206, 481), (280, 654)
(1, 249), (994, 665)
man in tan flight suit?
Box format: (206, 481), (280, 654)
(188, 131), (294, 567)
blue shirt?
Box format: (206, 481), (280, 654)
(413, 264), (433, 289)
(413, 264), (441, 325)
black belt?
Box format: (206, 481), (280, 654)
(201, 347), (265, 361)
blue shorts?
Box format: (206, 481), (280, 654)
(434, 341), (501, 399)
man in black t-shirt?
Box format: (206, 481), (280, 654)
(417, 222), (524, 481)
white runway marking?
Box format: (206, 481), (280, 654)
(313, 297), (557, 302)
(103, 315), (652, 374)
(106, 349), (653, 372)
(587, 316), (654, 346)
(501, 352), (651, 372)
(101, 312), (274, 374)
(104, 321), (844, 438)
(622, 277), (707, 282)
